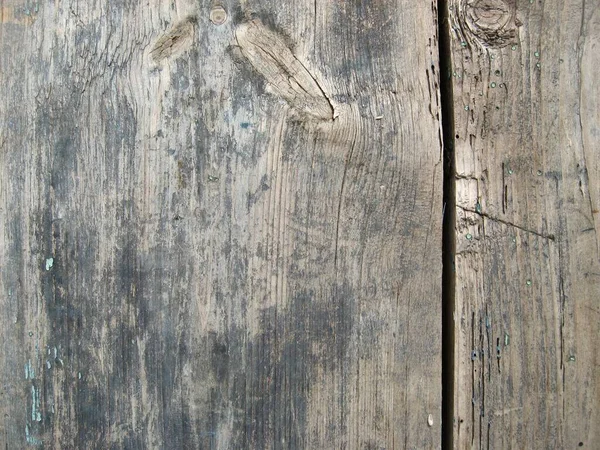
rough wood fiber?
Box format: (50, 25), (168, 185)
(0, 0), (443, 448)
(447, 0), (599, 448)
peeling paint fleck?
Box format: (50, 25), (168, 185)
(31, 385), (41, 422)
(25, 424), (42, 445)
(25, 360), (35, 380)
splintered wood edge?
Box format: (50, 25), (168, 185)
(234, 19), (335, 121)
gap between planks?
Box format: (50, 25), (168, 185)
(438, 0), (456, 448)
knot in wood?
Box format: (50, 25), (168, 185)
(149, 17), (196, 63)
(461, 0), (518, 48)
(210, 5), (227, 25)
(234, 19), (334, 121)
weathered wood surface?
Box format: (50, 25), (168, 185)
(0, 0), (443, 448)
(448, 0), (599, 448)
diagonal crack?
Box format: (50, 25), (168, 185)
(457, 205), (556, 240)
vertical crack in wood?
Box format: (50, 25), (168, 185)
(334, 137), (356, 270)
(438, 0), (457, 448)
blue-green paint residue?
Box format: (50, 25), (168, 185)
(31, 385), (41, 422)
(25, 424), (42, 445)
(25, 360), (35, 380)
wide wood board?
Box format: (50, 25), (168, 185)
(0, 0), (443, 447)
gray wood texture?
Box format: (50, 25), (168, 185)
(448, 0), (599, 448)
(0, 0), (443, 448)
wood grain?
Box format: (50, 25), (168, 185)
(447, 0), (599, 447)
(0, 0), (443, 448)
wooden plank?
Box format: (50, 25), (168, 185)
(0, 0), (443, 447)
(447, 0), (599, 447)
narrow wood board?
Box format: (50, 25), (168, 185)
(0, 0), (443, 447)
(448, 0), (599, 447)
